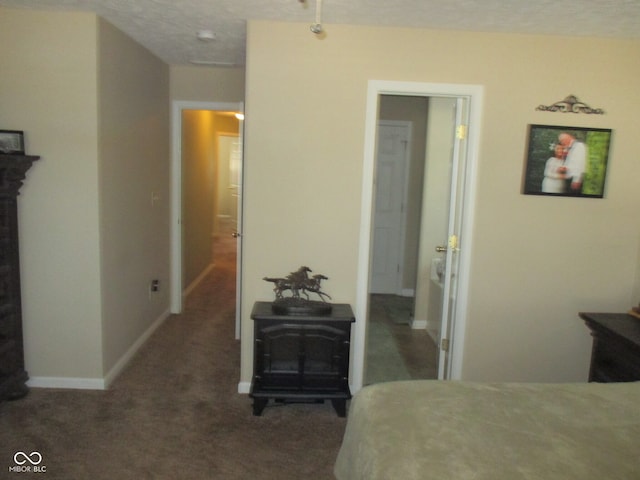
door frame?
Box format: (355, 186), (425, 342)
(170, 101), (244, 326)
(352, 81), (483, 392)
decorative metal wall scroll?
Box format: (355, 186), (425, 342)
(536, 95), (605, 115)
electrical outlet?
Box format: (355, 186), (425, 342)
(150, 279), (159, 292)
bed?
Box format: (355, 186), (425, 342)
(334, 380), (640, 479)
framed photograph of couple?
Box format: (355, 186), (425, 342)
(522, 124), (612, 198)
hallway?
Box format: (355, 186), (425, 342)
(0, 234), (346, 479)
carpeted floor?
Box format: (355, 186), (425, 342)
(0, 237), (347, 479)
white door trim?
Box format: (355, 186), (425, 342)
(170, 101), (243, 314)
(352, 81), (483, 392)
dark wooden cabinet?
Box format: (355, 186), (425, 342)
(0, 154), (39, 402)
(250, 301), (355, 416)
(580, 312), (640, 382)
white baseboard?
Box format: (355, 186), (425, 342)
(411, 318), (427, 330)
(27, 308), (172, 391)
(27, 376), (106, 390)
(103, 308), (172, 388)
(183, 263), (215, 298)
(426, 328), (439, 345)
(400, 289), (415, 297)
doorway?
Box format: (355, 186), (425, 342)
(366, 97), (456, 385)
(353, 81), (483, 392)
(170, 101), (244, 339)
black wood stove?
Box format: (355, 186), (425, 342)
(249, 301), (355, 417)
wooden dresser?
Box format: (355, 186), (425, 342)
(580, 312), (640, 382)
(0, 154), (39, 402)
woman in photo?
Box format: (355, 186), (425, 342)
(541, 143), (567, 193)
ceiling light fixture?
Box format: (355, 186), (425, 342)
(300, 0), (324, 35)
(189, 60), (237, 67)
(196, 29), (216, 41)
(310, 0), (323, 34)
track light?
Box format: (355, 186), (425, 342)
(299, 0), (324, 35)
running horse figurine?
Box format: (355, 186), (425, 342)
(263, 266), (333, 315)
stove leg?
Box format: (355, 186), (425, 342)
(252, 398), (268, 416)
(331, 399), (347, 417)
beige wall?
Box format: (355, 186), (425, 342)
(0, 8), (170, 383)
(0, 9), (103, 380)
(182, 110), (216, 289)
(97, 18), (171, 377)
(170, 66), (245, 103)
(242, 20), (640, 384)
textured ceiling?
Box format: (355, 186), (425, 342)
(1, 0), (638, 66)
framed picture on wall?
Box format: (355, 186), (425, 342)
(0, 130), (25, 155)
(522, 124), (612, 198)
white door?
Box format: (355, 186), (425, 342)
(228, 137), (241, 230)
(217, 134), (241, 226)
(436, 98), (469, 379)
(233, 114), (244, 340)
(215, 131), (243, 339)
(370, 121), (411, 294)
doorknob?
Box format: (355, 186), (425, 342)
(231, 232), (242, 238)
(435, 245), (447, 253)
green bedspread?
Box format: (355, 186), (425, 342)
(334, 381), (640, 479)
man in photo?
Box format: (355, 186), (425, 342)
(557, 132), (587, 194)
